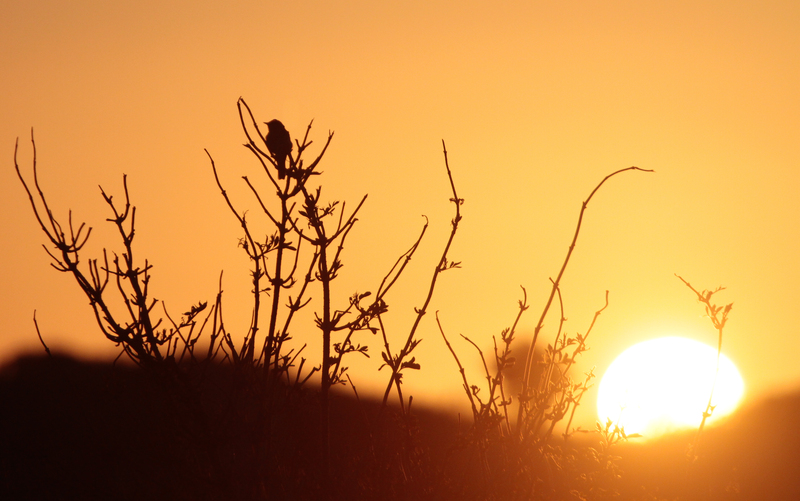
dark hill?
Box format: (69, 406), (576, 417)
(0, 354), (462, 500)
(2, 354), (799, 500)
(616, 391), (800, 500)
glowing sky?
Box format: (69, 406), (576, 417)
(2, 1), (799, 429)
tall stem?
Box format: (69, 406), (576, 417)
(517, 166), (652, 433)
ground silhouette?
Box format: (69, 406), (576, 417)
(1, 354), (797, 500)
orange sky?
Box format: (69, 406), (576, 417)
(2, 1), (798, 430)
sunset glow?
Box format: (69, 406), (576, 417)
(597, 336), (745, 438)
(3, 2), (800, 497)
(2, 0), (798, 430)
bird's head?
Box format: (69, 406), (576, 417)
(265, 119), (287, 133)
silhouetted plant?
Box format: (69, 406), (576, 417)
(437, 166), (652, 499)
(15, 133), (211, 367)
(203, 100), (463, 483)
(378, 141), (462, 409)
(516, 167), (653, 432)
(16, 101), (683, 500)
(677, 275), (733, 462)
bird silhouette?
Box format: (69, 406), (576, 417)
(265, 119), (292, 179)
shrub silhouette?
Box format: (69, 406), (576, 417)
(13, 98), (468, 499)
(19, 98), (759, 500)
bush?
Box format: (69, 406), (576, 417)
(12, 98), (659, 500)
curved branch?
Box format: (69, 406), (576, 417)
(518, 166), (654, 430)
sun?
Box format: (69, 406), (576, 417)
(597, 336), (744, 439)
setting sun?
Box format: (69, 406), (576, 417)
(597, 336), (745, 439)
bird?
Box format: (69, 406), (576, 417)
(265, 119), (292, 179)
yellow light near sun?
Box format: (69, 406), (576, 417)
(597, 336), (744, 439)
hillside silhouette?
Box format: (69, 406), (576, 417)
(0, 354), (461, 500)
(2, 354), (799, 500)
(616, 390), (800, 500)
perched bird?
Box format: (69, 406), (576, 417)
(265, 119), (292, 179)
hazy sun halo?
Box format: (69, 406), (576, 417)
(597, 336), (745, 439)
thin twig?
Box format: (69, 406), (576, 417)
(32, 311), (52, 357)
